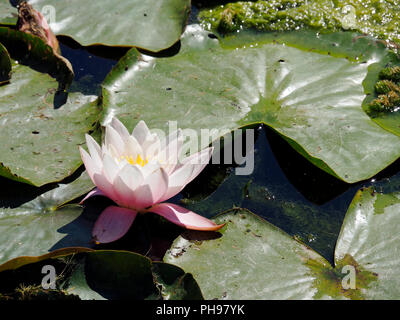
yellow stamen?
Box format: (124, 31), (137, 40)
(119, 154), (148, 167)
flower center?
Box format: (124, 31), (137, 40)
(120, 154), (148, 167)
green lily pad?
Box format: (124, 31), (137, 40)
(0, 171), (96, 264)
(101, 26), (400, 183)
(0, 53), (99, 186)
(334, 187), (400, 299)
(0, 27), (74, 87)
(165, 209), (333, 299)
(0, 1), (17, 25)
(0, 250), (203, 300)
(0, 42), (11, 84)
(28, 0), (191, 52)
(366, 107), (400, 138)
(164, 193), (400, 299)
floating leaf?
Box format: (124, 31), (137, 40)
(0, 171), (96, 264)
(0, 27), (74, 87)
(0, 54), (99, 185)
(101, 26), (400, 183)
(0, 1), (17, 25)
(165, 195), (400, 299)
(334, 187), (400, 299)
(165, 209), (332, 299)
(0, 250), (203, 300)
(28, 0), (191, 52)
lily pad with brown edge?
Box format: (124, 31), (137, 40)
(0, 250), (203, 300)
(27, 0), (191, 52)
(164, 190), (400, 299)
(101, 25), (400, 183)
(0, 171), (98, 265)
(0, 27), (73, 88)
(0, 41), (11, 84)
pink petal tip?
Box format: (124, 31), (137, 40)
(80, 188), (106, 204)
(149, 203), (224, 231)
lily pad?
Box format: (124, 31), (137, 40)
(0, 250), (203, 300)
(0, 1), (17, 25)
(165, 209), (332, 299)
(0, 53), (99, 186)
(335, 188), (400, 299)
(164, 193), (400, 299)
(28, 0), (191, 52)
(365, 107), (400, 138)
(0, 27), (74, 87)
(101, 25), (400, 183)
(0, 42), (11, 84)
(0, 171), (96, 264)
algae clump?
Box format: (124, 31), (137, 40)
(199, 0), (400, 44)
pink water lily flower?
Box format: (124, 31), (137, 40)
(79, 117), (224, 243)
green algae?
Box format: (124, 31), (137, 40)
(373, 192), (400, 215)
(374, 79), (400, 94)
(199, 0), (400, 45)
(0, 284), (81, 301)
(306, 253), (378, 300)
(368, 65), (400, 113)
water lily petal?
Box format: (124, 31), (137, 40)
(149, 203), (224, 231)
(140, 161), (161, 178)
(102, 153), (120, 183)
(182, 147), (213, 184)
(124, 135), (142, 160)
(85, 134), (102, 168)
(118, 163), (144, 191)
(143, 133), (161, 159)
(80, 188), (106, 204)
(113, 162), (145, 208)
(158, 131), (184, 174)
(113, 175), (135, 207)
(131, 184), (154, 209)
(111, 117), (130, 142)
(93, 173), (117, 201)
(132, 120), (150, 145)
(92, 206), (137, 243)
(105, 125), (125, 156)
(169, 161), (195, 187)
(147, 168), (169, 203)
(158, 163), (194, 202)
(79, 147), (100, 183)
